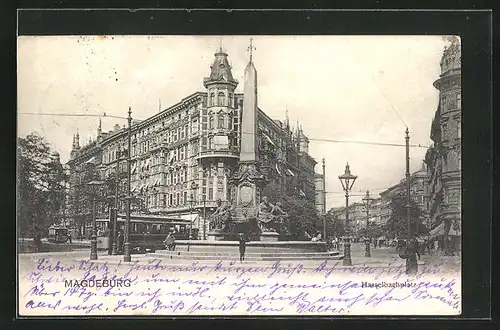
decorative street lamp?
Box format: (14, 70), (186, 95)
(123, 107), (133, 262)
(189, 193), (194, 240)
(338, 162), (357, 266)
(111, 145), (124, 255)
(202, 194), (207, 240)
(87, 180), (105, 260)
(362, 190), (375, 258)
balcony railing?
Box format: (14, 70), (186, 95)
(196, 148), (240, 160)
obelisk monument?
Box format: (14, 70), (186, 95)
(231, 39), (267, 233)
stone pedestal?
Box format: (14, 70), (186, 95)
(260, 231), (279, 242)
(207, 231), (226, 241)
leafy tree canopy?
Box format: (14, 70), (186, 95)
(261, 182), (322, 237)
(385, 191), (429, 238)
(18, 133), (67, 237)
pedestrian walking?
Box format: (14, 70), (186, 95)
(238, 233), (246, 263)
(68, 232), (72, 244)
(164, 232), (176, 251)
(117, 231), (124, 253)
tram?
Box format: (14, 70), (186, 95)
(47, 226), (69, 243)
(95, 214), (196, 253)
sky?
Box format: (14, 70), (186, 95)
(17, 35), (451, 208)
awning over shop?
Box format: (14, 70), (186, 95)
(263, 133), (276, 146)
(175, 213), (199, 223)
(85, 156), (96, 164)
(275, 164), (282, 176)
(428, 222), (445, 239)
(168, 151), (175, 164)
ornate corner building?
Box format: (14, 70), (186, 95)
(66, 46), (319, 238)
(425, 37), (461, 253)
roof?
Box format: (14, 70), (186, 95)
(204, 50), (238, 86)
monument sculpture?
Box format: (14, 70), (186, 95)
(209, 199), (232, 232)
(258, 197), (289, 233)
(206, 39), (291, 242)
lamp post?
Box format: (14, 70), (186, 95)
(189, 194), (194, 240)
(405, 128), (418, 275)
(362, 190), (374, 258)
(88, 180), (105, 260)
(111, 146), (123, 255)
(338, 162), (357, 266)
(203, 194), (207, 239)
(123, 107), (132, 262)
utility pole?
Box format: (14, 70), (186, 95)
(322, 158), (327, 239)
(405, 127), (418, 275)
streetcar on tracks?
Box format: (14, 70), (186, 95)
(47, 225), (69, 243)
(95, 214), (196, 253)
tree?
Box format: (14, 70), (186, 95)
(358, 222), (385, 239)
(325, 210), (345, 238)
(17, 133), (67, 239)
(385, 191), (430, 238)
(261, 181), (322, 237)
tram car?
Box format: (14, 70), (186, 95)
(95, 214), (195, 253)
(47, 225), (69, 243)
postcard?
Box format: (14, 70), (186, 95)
(17, 35), (462, 316)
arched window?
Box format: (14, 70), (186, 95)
(218, 92), (225, 106)
(209, 115), (214, 129)
(217, 114), (225, 129)
(210, 93), (215, 106)
(228, 93), (233, 108)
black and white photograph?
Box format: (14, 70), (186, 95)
(17, 33), (462, 316)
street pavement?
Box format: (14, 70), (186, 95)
(18, 242), (460, 273)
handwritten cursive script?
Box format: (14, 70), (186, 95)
(19, 257), (461, 316)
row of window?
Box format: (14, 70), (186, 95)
(208, 90), (234, 108)
(146, 189), (228, 208)
(441, 93), (461, 111)
(164, 168), (190, 186)
(133, 103), (203, 140)
(441, 119), (461, 140)
(130, 114), (241, 158)
(147, 191), (190, 208)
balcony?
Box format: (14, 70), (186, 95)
(195, 148), (240, 160)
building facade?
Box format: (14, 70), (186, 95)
(378, 163), (430, 227)
(66, 47), (318, 238)
(425, 37), (461, 253)
(314, 173), (326, 215)
(331, 202), (369, 237)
